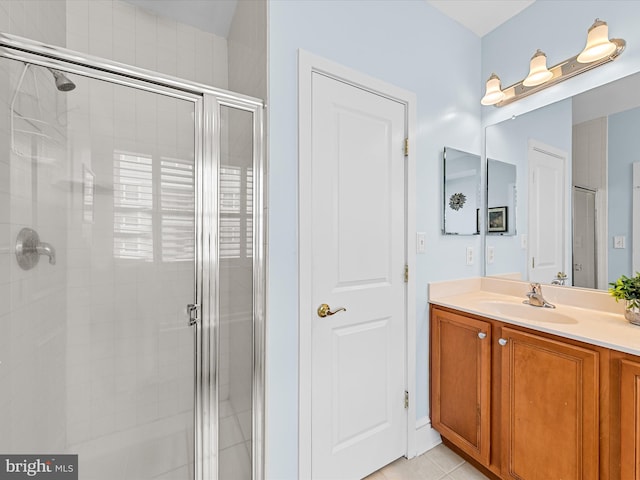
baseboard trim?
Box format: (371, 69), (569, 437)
(415, 418), (441, 457)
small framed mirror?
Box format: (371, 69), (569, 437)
(442, 147), (481, 235)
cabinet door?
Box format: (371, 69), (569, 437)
(500, 327), (599, 480)
(621, 358), (640, 479)
(431, 308), (491, 464)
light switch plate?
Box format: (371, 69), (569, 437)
(416, 232), (426, 253)
(614, 235), (626, 249)
(487, 246), (495, 264)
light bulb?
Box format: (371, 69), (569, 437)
(481, 73), (505, 106)
(577, 19), (617, 63)
(523, 50), (553, 87)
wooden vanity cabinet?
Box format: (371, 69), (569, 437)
(430, 305), (604, 480)
(430, 307), (492, 466)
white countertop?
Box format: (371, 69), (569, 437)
(428, 277), (640, 356)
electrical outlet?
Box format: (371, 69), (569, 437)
(487, 246), (495, 264)
(614, 236), (626, 249)
(466, 247), (474, 265)
(416, 232), (426, 253)
(521, 234), (528, 249)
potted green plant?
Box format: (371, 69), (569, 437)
(609, 272), (640, 325)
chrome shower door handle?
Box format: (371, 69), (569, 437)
(187, 303), (200, 327)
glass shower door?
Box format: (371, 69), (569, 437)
(0, 57), (197, 480)
(217, 105), (256, 480)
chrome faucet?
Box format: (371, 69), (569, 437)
(551, 271), (568, 286)
(36, 242), (56, 265)
(524, 283), (555, 308)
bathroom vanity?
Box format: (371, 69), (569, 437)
(429, 278), (640, 480)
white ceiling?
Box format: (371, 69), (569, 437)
(426, 0), (535, 37)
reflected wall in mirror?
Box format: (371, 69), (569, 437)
(442, 147), (481, 235)
(485, 71), (640, 290)
(487, 159), (517, 236)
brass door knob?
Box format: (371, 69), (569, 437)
(317, 303), (347, 318)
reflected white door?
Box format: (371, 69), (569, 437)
(310, 72), (407, 479)
(528, 143), (567, 284)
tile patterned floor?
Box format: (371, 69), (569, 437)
(364, 443), (490, 480)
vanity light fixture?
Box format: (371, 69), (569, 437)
(481, 19), (625, 107)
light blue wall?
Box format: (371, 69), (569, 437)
(267, 1), (481, 477)
(608, 107), (640, 281)
(482, 1), (640, 127)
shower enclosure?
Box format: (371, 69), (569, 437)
(0, 33), (264, 480)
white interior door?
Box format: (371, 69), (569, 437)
(528, 143), (567, 284)
(309, 72), (407, 479)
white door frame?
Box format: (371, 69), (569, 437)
(298, 49), (417, 478)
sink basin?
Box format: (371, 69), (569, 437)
(477, 300), (578, 324)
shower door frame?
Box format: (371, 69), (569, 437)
(0, 32), (265, 480)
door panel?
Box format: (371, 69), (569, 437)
(332, 319), (391, 450)
(431, 308), (491, 465)
(310, 72), (406, 479)
(501, 327), (599, 480)
(528, 145), (566, 284)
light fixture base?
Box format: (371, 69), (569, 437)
(493, 38), (625, 107)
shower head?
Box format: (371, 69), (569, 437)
(48, 68), (76, 92)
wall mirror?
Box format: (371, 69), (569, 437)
(485, 70), (640, 289)
(442, 146), (481, 235)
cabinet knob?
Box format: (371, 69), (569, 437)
(498, 338), (508, 346)
(478, 332), (487, 339)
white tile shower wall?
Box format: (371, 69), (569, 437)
(228, 0), (267, 100)
(0, 41), (70, 453)
(0, 0), (68, 452)
(66, 0), (229, 89)
(0, 0), (67, 47)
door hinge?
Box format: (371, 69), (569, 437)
(404, 391), (409, 409)
(532, 257), (535, 268)
(187, 303), (200, 326)
(404, 264), (409, 283)
(404, 138), (409, 156)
